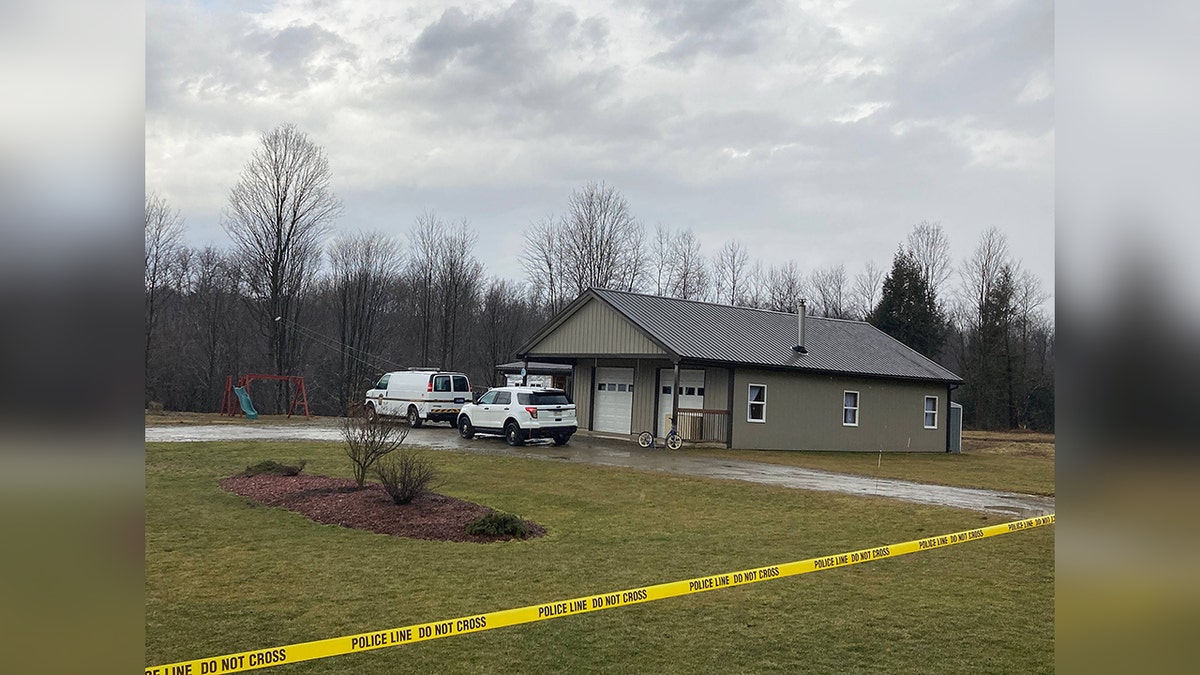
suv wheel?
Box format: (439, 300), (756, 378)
(407, 406), (423, 428)
(552, 433), (571, 446)
(504, 421), (525, 446)
(458, 416), (475, 439)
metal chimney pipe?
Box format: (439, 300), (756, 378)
(793, 298), (808, 354)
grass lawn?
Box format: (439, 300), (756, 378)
(146, 440), (1054, 674)
(685, 430), (1055, 496)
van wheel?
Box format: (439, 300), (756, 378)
(408, 407), (423, 428)
(505, 421), (525, 446)
(458, 416), (475, 439)
(365, 404), (378, 424)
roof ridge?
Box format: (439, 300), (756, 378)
(590, 287), (869, 324)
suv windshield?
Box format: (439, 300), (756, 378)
(518, 392), (570, 406)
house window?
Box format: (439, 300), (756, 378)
(843, 391), (859, 426)
(661, 385), (671, 395)
(748, 384), (766, 422)
(924, 396), (939, 429)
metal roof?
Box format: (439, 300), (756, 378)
(587, 288), (962, 383)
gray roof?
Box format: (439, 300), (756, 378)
(583, 288), (961, 383)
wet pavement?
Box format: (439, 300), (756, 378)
(146, 423), (1054, 518)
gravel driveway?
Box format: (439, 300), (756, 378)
(146, 423), (1054, 518)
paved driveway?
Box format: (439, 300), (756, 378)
(146, 423), (1054, 518)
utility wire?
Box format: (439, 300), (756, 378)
(274, 315), (406, 373)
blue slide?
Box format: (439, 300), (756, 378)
(233, 386), (258, 420)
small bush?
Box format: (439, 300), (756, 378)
(241, 460), (307, 477)
(466, 512), (531, 538)
(343, 414), (409, 489)
(375, 451), (439, 505)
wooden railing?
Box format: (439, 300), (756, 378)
(671, 408), (730, 443)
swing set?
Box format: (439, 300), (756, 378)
(219, 374), (311, 420)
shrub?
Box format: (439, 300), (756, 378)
(374, 451), (439, 505)
(466, 512), (531, 538)
(342, 413), (409, 489)
(241, 460), (307, 477)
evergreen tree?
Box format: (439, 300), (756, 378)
(867, 249), (946, 357)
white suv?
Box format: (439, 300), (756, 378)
(457, 387), (577, 446)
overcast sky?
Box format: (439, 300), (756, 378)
(146, 0), (1054, 300)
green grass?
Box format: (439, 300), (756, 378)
(685, 430), (1055, 496)
(146, 440), (1054, 673)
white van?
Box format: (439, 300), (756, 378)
(364, 370), (473, 427)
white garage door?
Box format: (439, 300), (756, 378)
(593, 367), (634, 434)
(658, 369), (706, 436)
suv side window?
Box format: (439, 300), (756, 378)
(494, 391), (511, 405)
(452, 375), (470, 392)
(433, 375), (451, 392)
(477, 391), (497, 405)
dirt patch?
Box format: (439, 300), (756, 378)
(219, 474), (545, 543)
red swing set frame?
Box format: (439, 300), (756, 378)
(219, 374), (311, 419)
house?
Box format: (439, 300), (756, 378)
(515, 288), (963, 452)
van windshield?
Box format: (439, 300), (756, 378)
(518, 392), (570, 406)
(375, 374), (390, 389)
(452, 375), (470, 392)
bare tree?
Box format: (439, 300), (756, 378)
(763, 260), (805, 312)
(327, 231), (402, 413)
(145, 191), (185, 390)
(712, 240), (750, 305)
(809, 264), (850, 318)
(650, 223), (673, 296)
(665, 228), (710, 300)
(958, 226), (1011, 331)
(407, 212), (441, 367)
(222, 124), (342, 406)
(519, 216), (568, 314)
(850, 260), (884, 320)
(907, 220), (952, 298)
(341, 414), (409, 489)
(435, 221), (484, 369)
(559, 181), (645, 294)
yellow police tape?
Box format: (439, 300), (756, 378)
(146, 513), (1054, 674)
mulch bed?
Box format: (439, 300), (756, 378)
(218, 474), (545, 543)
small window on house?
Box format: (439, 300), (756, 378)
(598, 382), (605, 391)
(924, 396), (939, 429)
(697, 387), (705, 396)
(685, 386), (696, 396)
(662, 385), (671, 395)
(843, 391), (859, 426)
(748, 384), (766, 422)
(617, 383), (627, 392)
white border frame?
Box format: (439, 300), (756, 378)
(843, 390), (859, 427)
(747, 383), (767, 423)
(924, 395), (939, 429)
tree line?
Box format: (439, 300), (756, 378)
(147, 124), (1053, 430)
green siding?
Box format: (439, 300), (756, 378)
(527, 299), (667, 356)
(731, 368), (947, 452)
(572, 365), (593, 430)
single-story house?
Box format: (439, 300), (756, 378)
(515, 288), (963, 452)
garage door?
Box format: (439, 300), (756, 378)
(593, 367), (634, 434)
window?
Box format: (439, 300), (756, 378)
(375, 374), (390, 390)
(685, 386), (696, 396)
(924, 396), (938, 429)
(478, 391), (497, 405)
(662, 385), (671, 394)
(452, 375), (470, 392)
(697, 387), (705, 396)
(598, 382), (606, 391)
(843, 391), (859, 426)
(748, 384), (766, 422)
(433, 375), (451, 392)
(494, 391), (511, 405)
(519, 392), (570, 406)
(617, 383), (627, 392)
